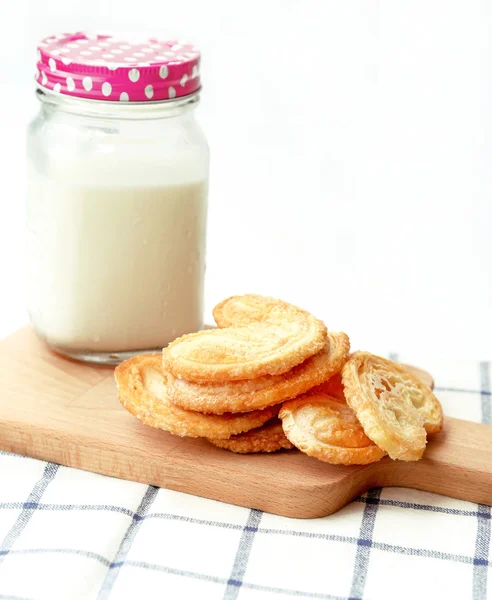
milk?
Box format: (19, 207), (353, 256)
(27, 173), (208, 352)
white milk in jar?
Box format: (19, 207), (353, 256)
(27, 33), (209, 363)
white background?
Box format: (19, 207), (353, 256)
(1, 0), (491, 359)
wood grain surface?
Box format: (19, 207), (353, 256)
(0, 327), (490, 518)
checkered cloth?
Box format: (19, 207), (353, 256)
(0, 355), (490, 600)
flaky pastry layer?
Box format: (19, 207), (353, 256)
(208, 419), (294, 454)
(115, 354), (279, 439)
(342, 352), (443, 461)
(167, 332), (350, 414)
(164, 318), (327, 383)
(279, 392), (386, 465)
(213, 294), (319, 328)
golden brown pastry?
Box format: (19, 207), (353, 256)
(309, 372), (346, 402)
(167, 332), (350, 414)
(115, 354), (279, 439)
(163, 319), (327, 383)
(208, 419), (294, 453)
(311, 364), (435, 403)
(213, 294), (317, 328)
(342, 352), (443, 461)
(279, 391), (387, 465)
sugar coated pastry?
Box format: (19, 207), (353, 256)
(115, 292), (443, 469)
(115, 354), (279, 439)
(342, 352), (443, 461)
(208, 419), (294, 454)
(163, 319), (327, 383)
(167, 332), (350, 414)
(279, 392), (387, 465)
(213, 294), (320, 329)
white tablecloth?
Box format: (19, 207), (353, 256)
(0, 355), (490, 600)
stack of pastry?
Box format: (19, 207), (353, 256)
(115, 295), (443, 465)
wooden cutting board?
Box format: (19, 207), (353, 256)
(0, 327), (491, 519)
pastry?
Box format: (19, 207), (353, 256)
(279, 391), (387, 465)
(208, 419), (294, 453)
(342, 352), (443, 461)
(213, 294), (316, 328)
(310, 364), (435, 404)
(163, 319), (327, 382)
(309, 372), (346, 402)
(115, 354), (279, 439)
(167, 332), (350, 414)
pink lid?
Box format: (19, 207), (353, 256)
(35, 32), (201, 102)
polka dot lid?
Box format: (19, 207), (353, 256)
(35, 32), (201, 102)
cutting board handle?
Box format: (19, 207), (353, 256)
(370, 417), (492, 506)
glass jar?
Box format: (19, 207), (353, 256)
(27, 33), (209, 364)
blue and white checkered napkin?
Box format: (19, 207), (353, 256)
(0, 356), (490, 600)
